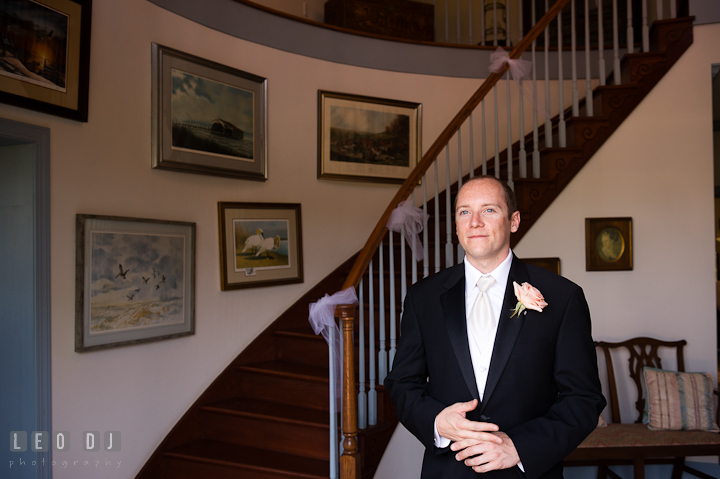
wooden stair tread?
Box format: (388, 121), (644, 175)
(166, 439), (329, 478)
(239, 359), (329, 382)
(203, 397), (332, 427)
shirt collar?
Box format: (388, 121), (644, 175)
(464, 249), (514, 294)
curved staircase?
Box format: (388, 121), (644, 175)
(135, 12), (694, 479)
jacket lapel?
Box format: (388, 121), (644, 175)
(440, 266), (481, 401)
(480, 255), (529, 412)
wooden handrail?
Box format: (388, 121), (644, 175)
(341, 0), (572, 292)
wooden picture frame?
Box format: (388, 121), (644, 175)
(151, 44), (268, 180)
(522, 257), (561, 275)
(75, 214), (195, 352)
(0, 0), (92, 121)
(218, 202), (303, 290)
(318, 90), (421, 184)
(585, 217), (633, 271)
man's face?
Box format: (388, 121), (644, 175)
(455, 179), (520, 272)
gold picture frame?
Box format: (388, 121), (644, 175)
(0, 0), (92, 121)
(218, 202), (303, 290)
(318, 90), (421, 184)
(585, 217), (633, 271)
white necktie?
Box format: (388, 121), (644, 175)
(469, 276), (496, 353)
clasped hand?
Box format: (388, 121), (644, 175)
(436, 399), (520, 473)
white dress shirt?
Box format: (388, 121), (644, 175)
(433, 250), (513, 446)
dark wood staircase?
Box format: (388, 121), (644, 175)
(135, 16), (693, 479)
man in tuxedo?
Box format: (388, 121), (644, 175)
(384, 176), (605, 479)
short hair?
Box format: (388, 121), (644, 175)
(454, 175), (517, 220)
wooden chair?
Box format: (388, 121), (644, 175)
(564, 337), (720, 479)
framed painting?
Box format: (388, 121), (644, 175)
(522, 257), (561, 275)
(151, 43), (267, 180)
(0, 0), (92, 121)
(585, 217), (633, 271)
(318, 90), (421, 184)
(75, 214), (195, 352)
(218, 202), (303, 290)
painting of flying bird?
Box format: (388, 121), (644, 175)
(75, 215), (196, 352)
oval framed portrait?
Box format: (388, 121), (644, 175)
(585, 218), (633, 271)
(595, 227), (625, 263)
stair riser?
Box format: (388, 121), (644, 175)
(201, 410), (331, 461)
(165, 456), (327, 479)
(238, 370), (330, 411)
(275, 335), (330, 368)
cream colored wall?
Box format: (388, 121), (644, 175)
(0, 0), (494, 478)
(376, 21), (720, 479)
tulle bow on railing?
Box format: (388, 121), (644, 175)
(386, 200), (429, 261)
(308, 287), (358, 403)
(488, 47), (549, 121)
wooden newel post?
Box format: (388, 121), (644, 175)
(336, 303), (360, 479)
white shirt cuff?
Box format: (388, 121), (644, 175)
(433, 418), (452, 448)
(518, 461), (525, 472)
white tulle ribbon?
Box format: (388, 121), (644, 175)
(308, 287), (358, 403)
(387, 200), (429, 261)
(488, 47), (550, 121)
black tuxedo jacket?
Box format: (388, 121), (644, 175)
(384, 255), (605, 479)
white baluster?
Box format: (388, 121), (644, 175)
(388, 235), (397, 370)
(613, 0), (621, 85)
(532, 0), (541, 178)
(506, 0), (511, 46)
(642, 0), (649, 52)
(670, 0), (676, 19)
(627, 0), (634, 54)
(357, 278), (367, 429)
(558, 2), (567, 147)
(445, 145), (453, 267)
(506, 70), (514, 189)
(494, 85), (500, 177)
(423, 176), (429, 277)
(656, 0), (663, 22)
(599, 0), (606, 86)
(482, 99), (488, 174)
(544, 0), (553, 147)
(469, 112), (475, 179)
(378, 241), (386, 385)
(329, 322), (338, 479)
(368, 260), (377, 426)
(571, 0), (579, 117)
(585, 0), (593, 116)
(519, 75), (527, 179)
(434, 160), (440, 273)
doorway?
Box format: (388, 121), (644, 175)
(0, 118), (51, 479)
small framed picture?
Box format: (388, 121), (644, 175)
(0, 0), (92, 121)
(151, 43), (268, 180)
(75, 215), (195, 352)
(522, 257), (561, 275)
(318, 90), (421, 184)
(585, 217), (633, 271)
(218, 202), (303, 290)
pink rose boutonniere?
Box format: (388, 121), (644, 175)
(510, 281), (548, 318)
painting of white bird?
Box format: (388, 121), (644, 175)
(255, 235), (281, 258)
(241, 228), (264, 254)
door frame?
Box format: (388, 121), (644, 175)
(0, 117), (51, 478)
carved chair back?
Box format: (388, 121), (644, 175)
(596, 337), (687, 423)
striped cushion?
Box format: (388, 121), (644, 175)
(643, 367), (718, 432)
